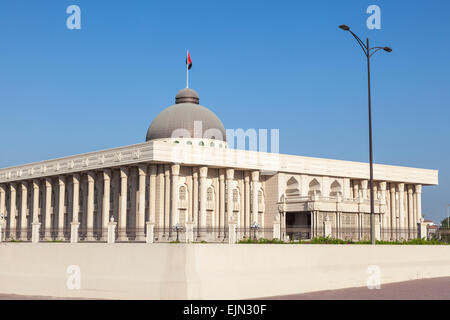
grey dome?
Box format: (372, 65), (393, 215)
(146, 88), (226, 142)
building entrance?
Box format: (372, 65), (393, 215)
(286, 212), (311, 240)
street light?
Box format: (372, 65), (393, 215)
(339, 24), (392, 245)
(174, 223), (183, 242)
(250, 222), (259, 241)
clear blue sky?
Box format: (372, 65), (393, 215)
(0, 1), (449, 223)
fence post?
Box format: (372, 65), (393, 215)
(273, 221), (280, 240)
(375, 220), (381, 241)
(228, 222), (237, 244)
(107, 218), (117, 244)
(70, 222), (79, 243)
(146, 222), (154, 244)
(185, 222), (194, 243)
(323, 216), (332, 237)
(418, 218), (427, 240)
(32, 222), (41, 243)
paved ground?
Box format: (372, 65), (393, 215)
(0, 293), (91, 300)
(262, 277), (450, 300)
(0, 277), (449, 300)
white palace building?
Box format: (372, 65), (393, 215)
(0, 88), (439, 243)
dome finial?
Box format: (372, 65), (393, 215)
(175, 88), (199, 104)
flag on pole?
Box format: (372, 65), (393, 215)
(186, 51), (192, 70)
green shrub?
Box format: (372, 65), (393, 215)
(237, 236), (448, 245)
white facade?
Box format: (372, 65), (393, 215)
(0, 89), (438, 243)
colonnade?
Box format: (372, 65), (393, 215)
(0, 164), (263, 242)
(349, 179), (422, 239)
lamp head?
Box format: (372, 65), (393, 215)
(339, 25), (350, 31)
(384, 47), (393, 52)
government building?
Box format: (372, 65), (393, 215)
(0, 88), (438, 243)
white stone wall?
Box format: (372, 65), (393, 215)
(0, 243), (448, 300)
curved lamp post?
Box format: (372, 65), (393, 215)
(339, 25), (392, 245)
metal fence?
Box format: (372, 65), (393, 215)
(36, 227), (72, 242)
(3, 225), (448, 243)
(330, 227), (420, 241)
(285, 226), (311, 241)
(380, 228), (419, 241)
(431, 227), (450, 243)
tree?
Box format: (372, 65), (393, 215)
(441, 217), (450, 228)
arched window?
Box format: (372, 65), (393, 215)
(199, 141), (205, 146)
(330, 180), (342, 197)
(187, 141), (192, 145)
(286, 177), (300, 196)
(308, 178), (321, 196)
(210, 142), (215, 147)
(174, 140), (180, 144)
(207, 187), (213, 201)
(258, 190), (263, 205)
(179, 186), (186, 201)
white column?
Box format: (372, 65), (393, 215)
(57, 177), (66, 240)
(226, 169), (235, 224)
(20, 182), (28, 240)
(164, 165), (171, 234)
(119, 167), (128, 241)
(379, 182), (387, 230)
(102, 169), (111, 240)
(72, 175), (80, 224)
(192, 168), (199, 227)
(407, 185), (414, 238)
(9, 184), (18, 239)
(148, 165), (157, 223)
(415, 184), (422, 225)
(390, 184), (396, 239)
(251, 171), (259, 224)
(244, 172), (250, 231)
(71, 175), (80, 243)
(397, 183), (405, 237)
(44, 178), (52, 240)
(86, 172), (95, 240)
(0, 185), (5, 223)
(219, 169), (225, 232)
(187, 173), (193, 224)
(137, 164), (147, 241)
(32, 180), (39, 223)
(199, 166), (208, 228)
(171, 164), (180, 227)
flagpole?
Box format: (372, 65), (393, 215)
(186, 50), (189, 88)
